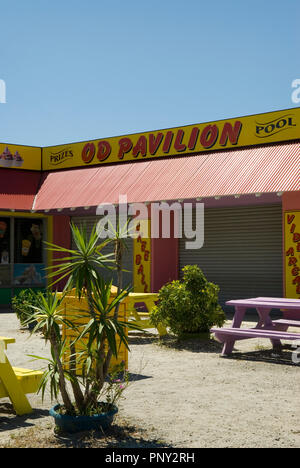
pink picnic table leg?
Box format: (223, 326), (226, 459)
(221, 306), (246, 356)
(256, 307), (283, 351)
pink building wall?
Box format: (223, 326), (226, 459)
(52, 215), (71, 291)
(150, 209), (179, 292)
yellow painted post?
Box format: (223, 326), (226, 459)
(284, 210), (300, 298)
(0, 341), (33, 415)
(133, 219), (151, 293)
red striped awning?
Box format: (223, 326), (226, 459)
(0, 169), (41, 210)
(33, 141), (300, 210)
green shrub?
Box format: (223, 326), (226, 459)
(12, 289), (45, 328)
(150, 265), (226, 337)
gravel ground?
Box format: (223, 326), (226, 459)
(0, 312), (300, 448)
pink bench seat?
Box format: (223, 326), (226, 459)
(211, 327), (300, 341)
(272, 319), (300, 328)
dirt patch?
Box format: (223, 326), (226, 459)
(1, 313), (300, 448)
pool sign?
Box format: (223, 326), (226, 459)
(43, 107), (300, 170)
(255, 114), (296, 138)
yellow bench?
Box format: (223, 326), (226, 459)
(0, 336), (43, 416)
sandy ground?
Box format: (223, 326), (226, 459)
(0, 312), (300, 448)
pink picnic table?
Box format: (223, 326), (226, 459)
(211, 297), (300, 356)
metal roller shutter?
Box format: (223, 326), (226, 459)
(71, 216), (133, 288)
(179, 204), (283, 308)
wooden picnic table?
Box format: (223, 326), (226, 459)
(211, 297), (300, 357)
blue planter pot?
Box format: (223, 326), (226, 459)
(49, 404), (118, 433)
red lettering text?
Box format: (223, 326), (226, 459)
(97, 140), (111, 162)
(188, 127), (199, 151)
(174, 129), (186, 152)
(144, 250), (150, 261)
(135, 254), (142, 265)
(287, 214), (295, 224)
(149, 133), (163, 155)
(289, 257), (298, 266)
(200, 125), (219, 149)
(118, 137), (133, 160)
(162, 131), (174, 153)
(132, 135), (147, 158)
(219, 121), (242, 146)
(82, 143), (96, 164)
(293, 233), (300, 243)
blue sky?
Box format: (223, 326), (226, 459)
(0, 0), (299, 146)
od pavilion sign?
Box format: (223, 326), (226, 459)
(42, 107), (300, 170)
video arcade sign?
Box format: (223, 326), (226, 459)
(43, 107), (300, 170)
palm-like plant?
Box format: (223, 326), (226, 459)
(26, 221), (136, 416)
(26, 291), (75, 413)
(46, 223), (114, 306)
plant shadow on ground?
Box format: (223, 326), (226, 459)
(223, 344), (300, 367)
(1, 416), (171, 448)
(0, 403), (50, 433)
(52, 421), (171, 448)
(128, 332), (300, 366)
(128, 331), (224, 354)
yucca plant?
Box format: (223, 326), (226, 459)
(26, 221), (137, 417)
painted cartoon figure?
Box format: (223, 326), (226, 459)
(21, 222), (43, 263)
(14, 264), (42, 285)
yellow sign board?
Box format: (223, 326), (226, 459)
(0, 143), (41, 171)
(284, 211), (300, 298)
(133, 220), (151, 293)
(43, 107), (300, 170)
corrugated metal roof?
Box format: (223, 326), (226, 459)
(0, 169), (41, 210)
(33, 141), (300, 210)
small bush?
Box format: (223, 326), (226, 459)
(150, 265), (226, 337)
(12, 289), (44, 328)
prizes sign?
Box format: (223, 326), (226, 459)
(285, 211), (300, 298)
(43, 107), (300, 170)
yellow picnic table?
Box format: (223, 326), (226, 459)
(59, 286), (167, 343)
(110, 286), (167, 336)
(0, 336), (43, 416)
(126, 292), (167, 336)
